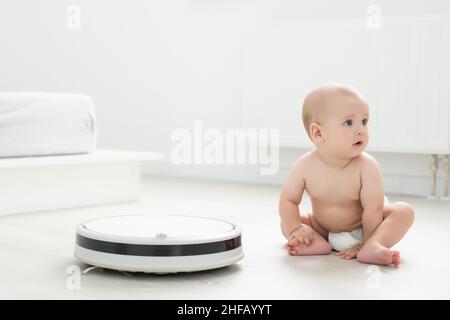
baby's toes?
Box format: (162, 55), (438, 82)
(392, 251), (401, 267)
(285, 244), (296, 254)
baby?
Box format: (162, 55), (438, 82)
(279, 83), (415, 267)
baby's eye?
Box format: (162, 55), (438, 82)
(362, 119), (368, 125)
(343, 120), (353, 127)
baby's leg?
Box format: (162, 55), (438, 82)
(357, 202), (414, 267)
(282, 212), (332, 256)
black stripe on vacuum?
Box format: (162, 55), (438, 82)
(76, 234), (241, 256)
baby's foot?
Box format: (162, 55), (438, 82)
(285, 243), (301, 255)
(285, 244), (309, 256)
(284, 241), (332, 256)
(357, 242), (401, 267)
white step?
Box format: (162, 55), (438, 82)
(0, 150), (164, 216)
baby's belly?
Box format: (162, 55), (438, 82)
(312, 203), (363, 233)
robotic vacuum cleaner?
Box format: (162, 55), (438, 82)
(74, 215), (243, 273)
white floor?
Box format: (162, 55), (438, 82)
(1, 176), (449, 300)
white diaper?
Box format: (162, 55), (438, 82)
(328, 228), (363, 251)
(327, 196), (390, 251)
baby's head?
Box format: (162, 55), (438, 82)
(302, 83), (369, 159)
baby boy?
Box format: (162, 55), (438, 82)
(279, 83), (414, 267)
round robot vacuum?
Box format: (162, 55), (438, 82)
(74, 215), (243, 273)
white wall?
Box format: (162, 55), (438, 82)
(1, 0), (449, 197)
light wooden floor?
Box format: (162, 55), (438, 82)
(0, 176), (448, 299)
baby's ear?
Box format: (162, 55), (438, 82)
(310, 122), (323, 142)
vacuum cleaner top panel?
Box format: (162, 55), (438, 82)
(78, 215), (241, 245)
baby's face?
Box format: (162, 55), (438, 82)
(319, 93), (369, 159)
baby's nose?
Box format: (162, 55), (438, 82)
(357, 126), (366, 135)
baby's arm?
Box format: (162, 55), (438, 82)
(360, 156), (385, 243)
(279, 159), (307, 237)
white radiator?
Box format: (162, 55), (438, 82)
(242, 15), (450, 154)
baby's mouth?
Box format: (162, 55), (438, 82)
(353, 141), (363, 146)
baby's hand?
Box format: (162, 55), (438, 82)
(287, 224), (315, 247)
(335, 243), (363, 260)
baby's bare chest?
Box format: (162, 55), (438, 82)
(305, 167), (362, 205)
